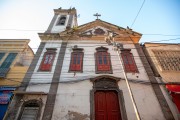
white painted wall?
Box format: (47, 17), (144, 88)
(52, 40), (165, 120)
(52, 80), (92, 120)
(25, 39), (166, 120)
(26, 40), (62, 93)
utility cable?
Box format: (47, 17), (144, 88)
(130, 0), (146, 28)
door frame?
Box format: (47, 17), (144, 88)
(90, 75), (127, 120)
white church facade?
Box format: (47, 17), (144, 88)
(4, 8), (175, 120)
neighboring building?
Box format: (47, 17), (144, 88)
(4, 8), (175, 120)
(0, 39), (34, 120)
(143, 43), (180, 119)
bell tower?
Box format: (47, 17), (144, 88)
(46, 7), (78, 33)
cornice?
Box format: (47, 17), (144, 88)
(38, 33), (61, 41)
(54, 8), (76, 15)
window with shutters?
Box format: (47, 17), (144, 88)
(0, 53), (17, 78)
(39, 48), (56, 71)
(95, 47), (112, 74)
(56, 15), (67, 25)
(121, 49), (138, 73)
(20, 101), (40, 120)
(69, 47), (84, 72)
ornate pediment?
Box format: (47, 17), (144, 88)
(59, 19), (142, 43)
(80, 26), (119, 37)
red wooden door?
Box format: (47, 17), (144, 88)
(95, 91), (121, 120)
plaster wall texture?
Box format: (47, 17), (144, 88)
(52, 78), (165, 120)
(52, 80), (92, 120)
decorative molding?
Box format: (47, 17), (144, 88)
(153, 50), (180, 71)
(90, 75), (121, 82)
(90, 75), (127, 120)
(38, 33), (61, 41)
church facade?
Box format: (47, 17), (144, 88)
(4, 8), (175, 120)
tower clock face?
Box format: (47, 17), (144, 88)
(94, 28), (105, 35)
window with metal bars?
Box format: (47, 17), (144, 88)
(69, 48), (84, 72)
(20, 101), (40, 120)
(95, 47), (112, 74)
(121, 49), (138, 73)
(39, 48), (56, 71)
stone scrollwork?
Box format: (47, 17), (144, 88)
(90, 75), (120, 89)
(95, 79), (117, 89)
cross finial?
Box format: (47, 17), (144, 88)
(93, 13), (101, 19)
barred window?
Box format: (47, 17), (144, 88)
(20, 102), (40, 120)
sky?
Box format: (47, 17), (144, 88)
(0, 0), (180, 53)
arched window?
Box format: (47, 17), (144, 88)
(20, 100), (41, 120)
(95, 46), (112, 74)
(56, 15), (67, 25)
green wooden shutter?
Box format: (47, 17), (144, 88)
(0, 53), (5, 61)
(0, 53), (17, 78)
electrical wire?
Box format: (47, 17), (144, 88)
(1, 28), (180, 37)
(130, 0), (146, 28)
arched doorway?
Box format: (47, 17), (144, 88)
(90, 75), (127, 120)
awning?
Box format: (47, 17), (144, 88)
(166, 85), (180, 112)
(166, 85), (180, 93)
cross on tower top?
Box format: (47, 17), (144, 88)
(93, 13), (101, 19)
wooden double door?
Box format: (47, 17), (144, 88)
(95, 91), (121, 120)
